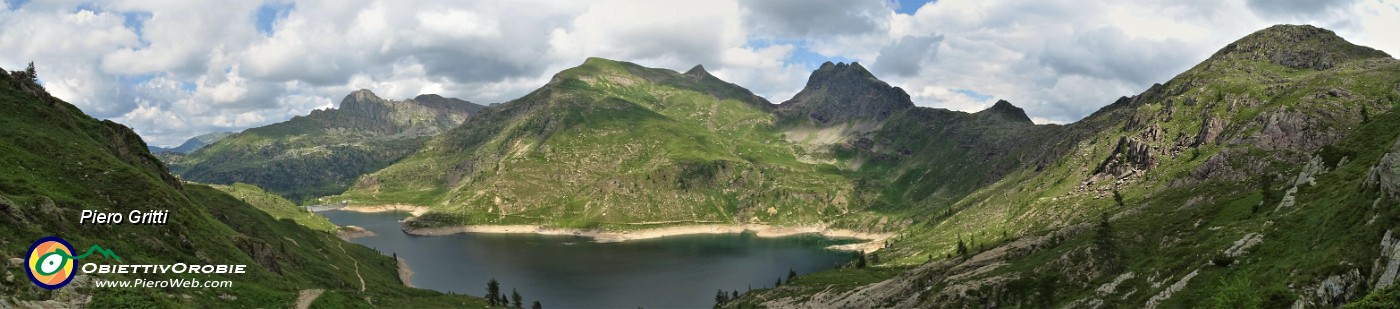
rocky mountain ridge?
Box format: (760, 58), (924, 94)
(161, 89), (483, 202)
(731, 24), (1400, 308)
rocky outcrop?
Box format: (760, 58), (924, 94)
(235, 237), (281, 274)
(1251, 111), (1335, 152)
(1145, 269), (1199, 309)
(1094, 136), (1156, 177)
(1193, 114), (1226, 146)
(1372, 230), (1400, 290)
(1224, 233), (1264, 258)
(1293, 268), (1364, 308)
(777, 62), (914, 125)
(1364, 139), (1400, 200)
(1277, 156), (1328, 211)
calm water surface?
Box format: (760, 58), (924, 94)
(321, 210), (858, 308)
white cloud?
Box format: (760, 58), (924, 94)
(865, 0), (1400, 123)
(2, 0), (1398, 146)
(416, 10), (500, 40)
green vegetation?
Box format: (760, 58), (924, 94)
(0, 64), (484, 307)
(207, 182), (337, 232)
(727, 24), (1400, 307)
(57, 23), (1400, 307)
(337, 58), (861, 230)
(162, 91), (482, 203)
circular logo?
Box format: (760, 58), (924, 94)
(25, 236), (77, 290)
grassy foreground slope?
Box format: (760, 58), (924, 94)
(733, 24), (1400, 308)
(0, 66), (482, 307)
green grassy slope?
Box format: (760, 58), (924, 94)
(733, 24), (1400, 308)
(163, 91), (482, 203)
(0, 67), (483, 307)
(207, 183), (337, 232)
(338, 57), (1067, 233)
(339, 58), (865, 229)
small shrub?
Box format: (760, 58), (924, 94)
(1211, 254), (1236, 267)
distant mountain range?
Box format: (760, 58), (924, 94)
(130, 24), (1400, 307)
(159, 90), (483, 202)
(147, 131), (233, 154)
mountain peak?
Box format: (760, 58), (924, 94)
(349, 89), (381, 101)
(808, 62), (875, 87)
(684, 64), (709, 77)
(1206, 24), (1389, 70)
(414, 94), (444, 101)
(779, 61), (912, 124)
(338, 89), (389, 115)
(975, 99), (1033, 123)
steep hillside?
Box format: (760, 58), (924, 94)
(208, 183), (337, 232)
(162, 90), (483, 203)
(733, 24), (1400, 308)
(338, 56), (1077, 234)
(0, 66), (483, 307)
(340, 58), (863, 229)
(778, 62), (1067, 214)
(149, 131), (234, 154)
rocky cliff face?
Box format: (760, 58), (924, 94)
(777, 62), (913, 124)
(1366, 139), (1400, 200)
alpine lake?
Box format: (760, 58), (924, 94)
(321, 210), (863, 308)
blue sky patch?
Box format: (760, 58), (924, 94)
(892, 0), (933, 15)
(255, 2), (295, 35)
(3, 0), (29, 10)
(953, 88), (993, 101)
(123, 11), (153, 45)
(747, 38), (856, 71)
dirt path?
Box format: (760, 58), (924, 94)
(295, 289), (323, 309)
(328, 235), (366, 292)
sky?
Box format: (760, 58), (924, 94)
(2, 0), (1398, 147)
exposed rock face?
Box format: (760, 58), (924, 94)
(236, 237), (281, 274)
(1224, 233), (1264, 257)
(1094, 136), (1156, 177)
(99, 120), (184, 190)
(1273, 156), (1328, 211)
(1146, 269), (1199, 309)
(1251, 111), (1337, 152)
(1193, 150), (1243, 181)
(1364, 139), (1400, 200)
(777, 62), (913, 124)
(1194, 114), (1226, 146)
(1293, 268), (1364, 308)
(308, 89), (480, 136)
(1373, 230), (1400, 290)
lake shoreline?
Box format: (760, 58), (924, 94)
(337, 204), (431, 217)
(403, 223), (893, 252)
(396, 257), (414, 288)
(336, 225), (377, 241)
